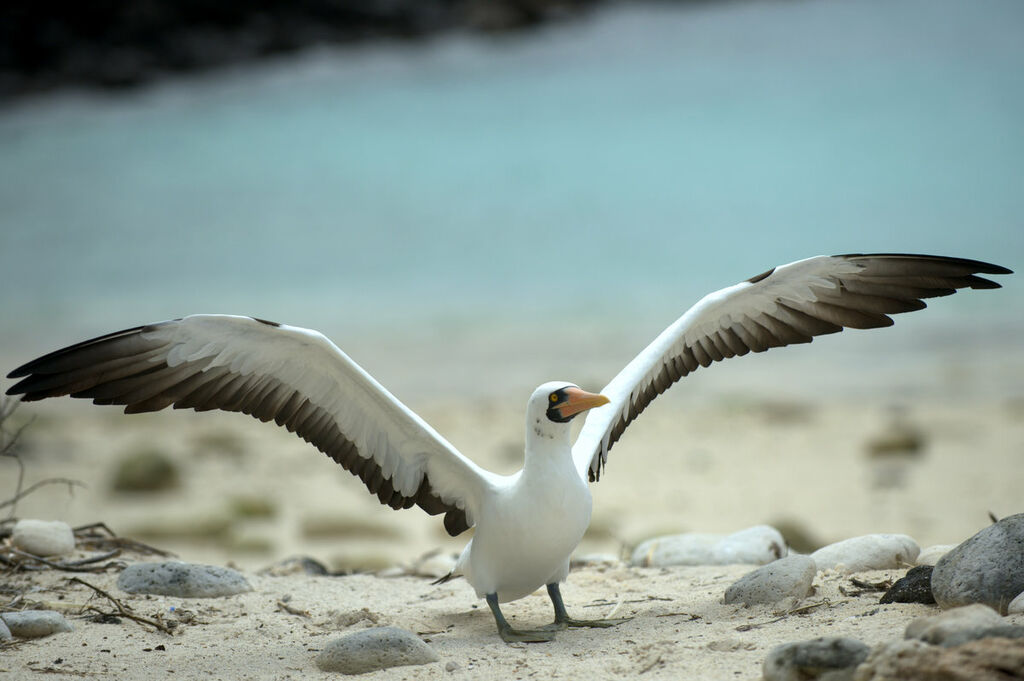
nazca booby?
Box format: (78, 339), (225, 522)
(5, 253), (1011, 642)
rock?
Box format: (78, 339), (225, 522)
(853, 637), (1024, 681)
(11, 519), (76, 557)
(916, 544), (955, 566)
(118, 561), (252, 598)
(763, 637), (870, 681)
(630, 525), (786, 567)
(724, 555), (816, 606)
(880, 566), (935, 605)
(260, 556), (330, 576)
(904, 604), (1005, 645)
(811, 534), (919, 573)
(1010, 592), (1024, 615)
(315, 627), (439, 674)
(0, 610), (73, 638)
(931, 513), (1024, 614)
(0, 618), (11, 642)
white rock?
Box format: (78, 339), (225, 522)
(0, 610), (73, 638)
(810, 534), (919, 573)
(904, 603), (1005, 644)
(316, 627), (438, 674)
(1008, 592), (1024, 615)
(724, 555), (817, 606)
(11, 519), (76, 557)
(631, 525), (786, 567)
(916, 544), (956, 566)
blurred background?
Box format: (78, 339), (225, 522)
(1, 0), (1021, 571)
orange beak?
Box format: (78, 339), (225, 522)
(558, 387), (611, 418)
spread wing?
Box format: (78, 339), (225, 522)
(6, 314), (502, 535)
(572, 253), (1011, 482)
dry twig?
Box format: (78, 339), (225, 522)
(68, 577), (175, 634)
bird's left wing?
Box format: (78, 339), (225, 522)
(6, 314), (500, 535)
(572, 253), (1011, 482)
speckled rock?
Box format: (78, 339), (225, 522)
(0, 610), (73, 638)
(810, 534), (919, 573)
(315, 627), (439, 674)
(118, 561), (252, 598)
(631, 525), (786, 567)
(904, 604), (1005, 645)
(1010, 592), (1024, 615)
(853, 637), (1024, 681)
(11, 519), (76, 557)
(724, 555), (816, 605)
(763, 637), (870, 681)
(931, 513), (1024, 614)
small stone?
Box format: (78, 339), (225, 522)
(118, 561), (252, 598)
(724, 555), (816, 606)
(853, 637), (1024, 681)
(1010, 593), (1024, 615)
(0, 610), (73, 638)
(315, 627), (439, 674)
(931, 513), (1024, 614)
(11, 519), (76, 557)
(445, 661), (459, 672)
(880, 565), (935, 605)
(630, 525), (786, 567)
(763, 637), (870, 681)
(904, 604), (1005, 645)
(0, 618), (12, 642)
(811, 534), (919, 573)
(916, 544), (955, 566)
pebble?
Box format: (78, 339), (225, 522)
(879, 565), (935, 605)
(810, 534), (919, 573)
(118, 561), (253, 598)
(854, 637), (1024, 680)
(0, 618), (11, 642)
(762, 637), (870, 681)
(11, 519), (76, 557)
(315, 626), (439, 674)
(915, 544), (955, 566)
(630, 525), (786, 567)
(0, 610), (73, 638)
(724, 555), (816, 606)
(1010, 592), (1024, 615)
(931, 513), (1024, 614)
(904, 604), (1005, 645)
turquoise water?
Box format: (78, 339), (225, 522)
(1, 0), (1021, 398)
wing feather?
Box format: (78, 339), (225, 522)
(572, 253), (1011, 482)
(7, 314), (498, 535)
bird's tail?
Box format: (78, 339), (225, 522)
(431, 571), (461, 585)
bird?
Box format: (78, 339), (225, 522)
(5, 253), (1011, 642)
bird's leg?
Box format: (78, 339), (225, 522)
(544, 583), (632, 629)
(486, 593), (557, 643)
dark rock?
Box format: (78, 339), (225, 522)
(763, 637), (870, 681)
(880, 566), (935, 605)
(932, 513), (1024, 614)
(315, 627), (438, 674)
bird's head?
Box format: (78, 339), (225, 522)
(529, 381), (610, 425)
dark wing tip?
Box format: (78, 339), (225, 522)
(835, 252), (1012, 276)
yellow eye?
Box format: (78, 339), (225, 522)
(549, 393), (559, 403)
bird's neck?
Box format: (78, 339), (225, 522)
(522, 419), (574, 478)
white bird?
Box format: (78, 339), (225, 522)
(5, 253), (1010, 642)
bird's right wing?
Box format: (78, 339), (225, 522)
(6, 314), (501, 535)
